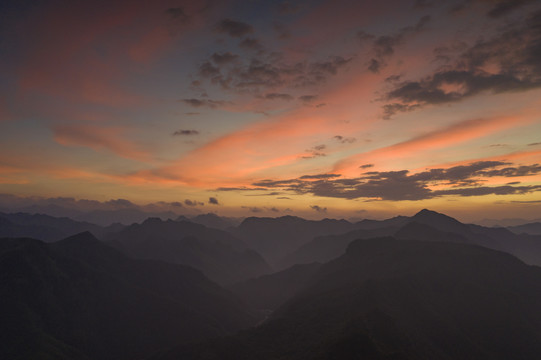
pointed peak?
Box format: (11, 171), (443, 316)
(142, 217), (163, 225)
(62, 231), (99, 243)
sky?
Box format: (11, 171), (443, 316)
(1, 0), (541, 222)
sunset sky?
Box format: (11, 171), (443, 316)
(1, 0), (541, 221)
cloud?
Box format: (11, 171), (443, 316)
(215, 19), (253, 37)
(181, 98), (230, 108)
(310, 205), (327, 213)
(384, 9), (541, 116)
(184, 199), (204, 206)
(195, 49), (351, 94)
(242, 206), (263, 213)
(165, 7), (191, 23)
(0, 194), (190, 215)
(264, 93), (294, 101)
(486, 0), (535, 18)
(250, 161), (541, 201)
(299, 95), (318, 103)
(302, 144), (327, 159)
(173, 129), (199, 136)
(359, 15), (431, 73)
(528, 142), (541, 146)
(239, 37), (263, 51)
(208, 197), (219, 205)
(359, 164), (374, 169)
(334, 135), (356, 144)
(211, 52), (239, 65)
(53, 124), (149, 162)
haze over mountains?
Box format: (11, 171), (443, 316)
(3, 208), (541, 359)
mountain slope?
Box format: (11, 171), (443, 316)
(0, 232), (256, 360)
(158, 237), (541, 360)
(229, 262), (322, 311)
(0, 212), (111, 241)
(233, 215), (357, 265)
(107, 218), (271, 284)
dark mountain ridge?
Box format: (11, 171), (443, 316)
(0, 232), (256, 360)
(106, 218), (272, 284)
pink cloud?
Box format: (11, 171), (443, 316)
(53, 124), (150, 162)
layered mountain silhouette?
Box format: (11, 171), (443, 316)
(106, 218), (271, 284)
(508, 222), (541, 235)
(158, 237), (541, 360)
(0, 232), (257, 360)
(282, 209), (541, 267)
(232, 215), (358, 265)
(0, 212), (119, 241)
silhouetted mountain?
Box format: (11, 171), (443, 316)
(229, 262), (322, 311)
(233, 215), (357, 265)
(508, 222), (541, 235)
(279, 227), (396, 268)
(355, 215), (410, 230)
(0, 212), (114, 241)
(107, 218), (271, 284)
(74, 208), (179, 226)
(190, 213), (243, 230)
(395, 221), (471, 243)
(280, 209), (541, 268)
(0, 232), (256, 360)
(158, 237), (541, 360)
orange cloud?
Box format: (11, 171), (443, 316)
(53, 124), (150, 162)
(334, 115), (534, 176)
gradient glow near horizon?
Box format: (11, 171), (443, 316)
(1, 0), (541, 221)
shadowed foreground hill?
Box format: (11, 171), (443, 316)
(106, 218), (272, 284)
(158, 237), (541, 360)
(0, 232), (256, 360)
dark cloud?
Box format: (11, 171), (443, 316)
(195, 49), (351, 94)
(277, 196), (292, 200)
(105, 199), (137, 208)
(486, 0), (535, 18)
(477, 164), (541, 177)
(239, 37), (263, 51)
(173, 129), (199, 136)
(242, 206), (263, 213)
(273, 22), (290, 39)
(334, 135), (356, 144)
(359, 164), (374, 169)
(299, 95), (317, 103)
(184, 199), (204, 206)
(181, 98), (230, 108)
(249, 161), (541, 201)
(311, 56), (352, 75)
(215, 19), (253, 37)
(302, 144), (326, 159)
(165, 7), (190, 23)
(385, 9), (541, 116)
(208, 197), (219, 205)
(276, 2), (301, 15)
(382, 103), (421, 120)
(360, 16), (431, 73)
(184, 112), (200, 116)
(528, 142), (541, 146)
(310, 205), (327, 213)
(264, 93), (294, 101)
(211, 52), (239, 65)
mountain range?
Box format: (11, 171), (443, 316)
(0, 232), (257, 360)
